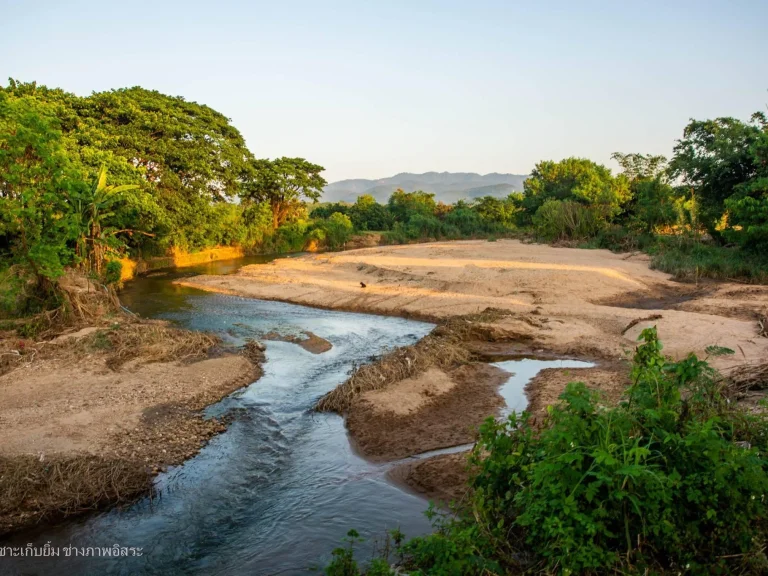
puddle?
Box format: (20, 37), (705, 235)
(493, 358), (596, 415)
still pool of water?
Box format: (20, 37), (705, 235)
(494, 358), (596, 415)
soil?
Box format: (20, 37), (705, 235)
(0, 322), (261, 535)
(389, 452), (472, 506)
(346, 363), (508, 461)
(525, 364), (631, 421)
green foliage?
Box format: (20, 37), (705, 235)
(0, 90), (84, 282)
(612, 152), (678, 233)
(522, 157), (631, 223)
(396, 329), (768, 575)
(244, 157), (327, 229)
(320, 212), (354, 249)
(350, 195), (394, 231)
(472, 195), (520, 227)
(647, 235), (768, 283)
(532, 199), (603, 241)
(323, 530), (395, 576)
(104, 260), (123, 286)
(388, 189), (437, 222)
(669, 115), (766, 240)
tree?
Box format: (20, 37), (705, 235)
(611, 152), (668, 181)
(2, 80), (257, 251)
(387, 189), (437, 222)
(612, 152), (677, 233)
(668, 116), (764, 238)
(349, 194), (393, 231)
(0, 91), (82, 283)
(522, 158), (630, 223)
(473, 195), (519, 226)
(245, 157), (327, 229)
(72, 166), (146, 274)
(320, 212), (354, 249)
(723, 113), (768, 251)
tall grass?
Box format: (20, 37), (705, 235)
(647, 237), (768, 283)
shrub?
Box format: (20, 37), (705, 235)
(400, 329), (768, 574)
(648, 236), (768, 283)
(320, 212), (354, 249)
(442, 208), (483, 236)
(103, 260), (123, 285)
(532, 199), (603, 241)
(406, 213), (443, 240)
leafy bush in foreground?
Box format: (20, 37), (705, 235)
(376, 329), (768, 575)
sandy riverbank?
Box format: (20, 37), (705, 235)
(0, 320), (261, 535)
(180, 239), (768, 503)
(178, 239), (768, 369)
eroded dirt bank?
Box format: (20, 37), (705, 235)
(0, 321), (261, 535)
(180, 240), (768, 502)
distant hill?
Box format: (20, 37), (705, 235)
(323, 171), (528, 204)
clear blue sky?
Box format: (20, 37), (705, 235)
(2, 0), (766, 182)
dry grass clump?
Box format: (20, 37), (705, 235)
(97, 322), (219, 370)
(1, 320), (219, 377)
(726, 362), (768, 396)
(315, 310), (513, 413)
(0, 455), (152, 535)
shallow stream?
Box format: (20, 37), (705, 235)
(2, 257), (592, 575)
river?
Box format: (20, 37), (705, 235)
(4, 257), (436, 575)
(2, 257), (592, 575)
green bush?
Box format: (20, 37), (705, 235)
(320, 212), (354, 249)
(398, 329), (768, 575)
(532, 199), (603, 241)
(442, 208), (484, 236)
(406, 213), (443, 240)
(104, 260), (123, 285)
(648, 236), (768, 283)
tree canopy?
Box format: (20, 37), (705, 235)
(244, 157), (327, 229)
(522, 157), (631, 221)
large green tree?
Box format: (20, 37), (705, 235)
(722, 113), (768, 251)
(2, 80), (256, 252)
(387, 189), (437, 222)
(668, 115), (765, 239)
(244, 157), (327, 229)
(0, 91), (81, 282)
(612, 152), (677, 233)
(522, 157), (631, 221)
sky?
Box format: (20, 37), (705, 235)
(2, 0), (767, 183)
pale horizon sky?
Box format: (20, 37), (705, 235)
(2, 0), (766, 183)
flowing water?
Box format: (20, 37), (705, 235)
(4, 258), (435, 575)
(2, 257), (594, 575)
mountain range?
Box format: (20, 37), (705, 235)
(322, 171), (528, 204)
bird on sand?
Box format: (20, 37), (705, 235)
(360, 282), (367, 288)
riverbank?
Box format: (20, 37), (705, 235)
(118, 246), (247, 281)
(0, 318), (262, 536)
(179, 239), (768, 502)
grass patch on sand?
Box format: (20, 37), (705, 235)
(0, 455), (152, 536)
(0, 320), (219, 378)
(315, 310), (510, 413)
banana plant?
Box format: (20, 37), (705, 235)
(74, 167), (140, 274)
